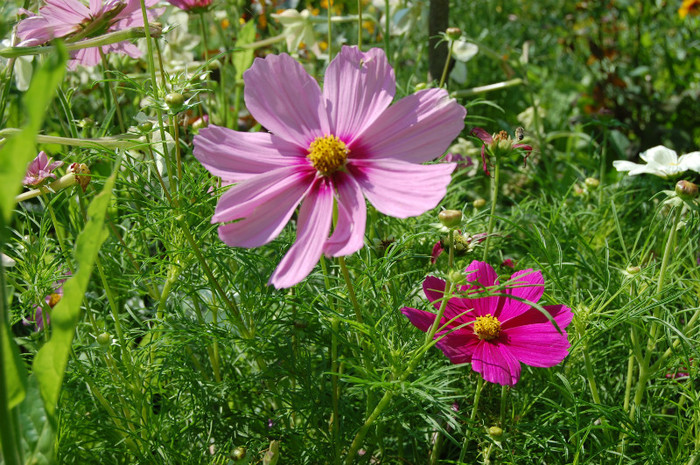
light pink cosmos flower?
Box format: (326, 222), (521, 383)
(23, 151), (63, 186)
(16, 0), (162, 69)
(194, 46), (466, 288)
(401, 260), (572, 386)
(166, 0), (211, 12)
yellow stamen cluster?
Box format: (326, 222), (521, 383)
(48, 293), (62, 308)
(307, 135), (349, 175)
(473, 314), (501, 341)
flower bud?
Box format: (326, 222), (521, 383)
(165, 92), (185, 109)
(488, 426), (503, 438)
(446, 27), (462, 40)
(231, 446), (246, 461)
(448, 269), (465, 284)
(79, 117), (95, 129)
(138, 121), (154, 133)
(96, 332), (111, 346)
(438, 209), (462, 228)
(584, 177), (600, 189)
(675, 180), (698, 200)
(473, 198), (486, 209)
(626, 265), (641, 275)
(414, 82), (428, 91)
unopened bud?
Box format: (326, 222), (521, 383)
(626, 265), (641, 275)
(414, 82), (428, 91)
(231, 446), (246, 461)
(488, 426), (503, 438)
(69, 163), (91, 191)
(438, 209), (462, 228)
(79, 117), (94, 129)
(165, 92), (185, 109)
(448, 269), (465, 284)
(675, 180), (698, 200)
(584, 177), (600, 189)
(473, 198), (487, 209)
(96, 332), (111, 346)
(138, 121), (153, 133)
(446, 27), (462, 40)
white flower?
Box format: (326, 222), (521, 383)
(1, 253), (16, 267)
(271, 9), (321, 56)
(613, 145), (700, 178)
(450, 39), (479, 84)
(1, 38), (33, 92)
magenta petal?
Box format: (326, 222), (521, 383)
(423, 276), (476, 324)
(349, 159), (456, 218)
(423, 276), (447, 306)
(215, 168), (314, 248)
(498, 269), (544, 321)
(269, 179), (334, 288)
(244, 53), (330, 148)
(430, 242), (443, 264)
(352, 88), (466, 163)
(194, 125), (305, 182)
(401, 306), (438, 333)
(323, 172), (366, 257)
(471, 341), (521, 386)
(435, 329), (480, 364)
(323, 46), (395, 143)
(502, 304), (573, 332)
(460, 261), (501, 317)
(471, 127), (492, 144)
(503, 323), (571, 368)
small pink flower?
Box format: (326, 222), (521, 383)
(402, 261), (572, 386)
(166, 0), (212, 11)
(502, 258), (515, 268)
(194, 46), (466, 288)
(443, 152), (473, 170)
(23, 151), (63, 186)
(472, 128), (533, 176)
(16, 0), (163, 69)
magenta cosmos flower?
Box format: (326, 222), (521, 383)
(166, 0), (211, 12)
(402, 260), (572, 386)
(194, 46), (466, 288)
(23, 151), (63, 186)
(16, 0), (162, 69)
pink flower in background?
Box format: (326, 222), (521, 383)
(166, 0), (212, 11)
(25, 273), (70, 331)
(23, 151), (63, 186)
(16, 0), (163, 69)
(194, 46), (465, 288)
(402, 261), (572, 386)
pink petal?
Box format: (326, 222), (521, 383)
(269, 179), (334, 288)
(215, 167), (314, 248)
(422, 276), (476, 326)
(471, 341), (521, 386)
(243, 53), (330, 148)
(349, 158), (456, 218)
(323, 172), (366, 257)
(351, 88), (465, 163)
(471, 127), (492, 144)
(502, 304), (573, 332)
(430, 242), (443, 264)
(460, 260), (501, 317)
(497, 269), (544, 321)
(502, 311), (571, 368)
(323, 46), (395, 143)
(401, 307), (479, 364)
(194, 125), (306, 182)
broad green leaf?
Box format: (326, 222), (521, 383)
(1, 324), (27, 410)
(233, 20), (257, 82)
(32, 171), (117, 422)
(18, 376), (55, 465)
(0, 42), (67, 223)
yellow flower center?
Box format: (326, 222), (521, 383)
(473, 314), (501, 341)
(307, 135), (349, 175)
(48, 293), (62, 308)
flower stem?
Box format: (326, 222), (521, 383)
(357, 0), (363, 49)
(438, 39), (454, 88)
(383, 0), (390, 62)
(331, 317), (341, 464)
(458, 376), (485, 463)
(482, 154), (500, 262)
(338, 256), (362, 324)
(99, 48), (125, 133)
(327, 0), (333, 60)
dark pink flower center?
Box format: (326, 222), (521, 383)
(473, 314), (501, 340)
(307, 135), (348, 175)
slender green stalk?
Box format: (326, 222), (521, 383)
(438, 39), (454, 88)
(327, 0), (333, 60)
(482, 154), (500, 262)
(99, 48), (126, 133)
(459, 376), (485, 463)
(331, 317), (340, 465)
(499, 385), (508, 426)
(357, 0), (363, 49)
(0, 238), (22, 465)
(383, 0), (390, 62)
(338, 256), (362, 324)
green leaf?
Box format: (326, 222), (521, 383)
(1, 324), (27, 410)
(0, 41), (67, 223)
(18, 376), (55, 465)
(233, 20), (257, 82)
(32, 170), (117, 422)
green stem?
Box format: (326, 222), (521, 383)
(482, 154), (500, 262)
(459, 376), (485, 463)
(438, 39), (454, 88)
(331, 317), (340, 465)
(0, 237), (22, 465)
(327, 0), (333, 60)
(99, 48), (126, 133)
(357, 0), (363, 49)
(337, 256), (362, 324)
(383, 0), (390, 63)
